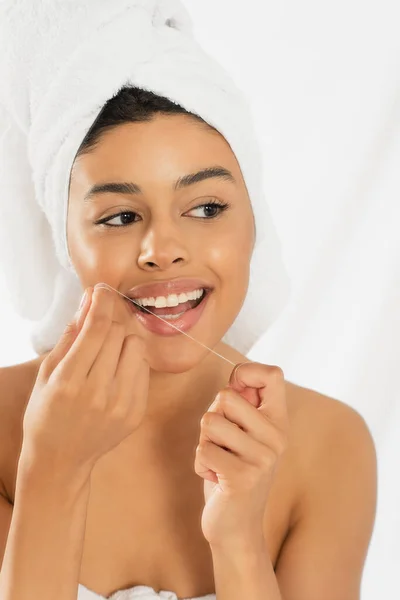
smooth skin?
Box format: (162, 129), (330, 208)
(0, 113), (377, 599)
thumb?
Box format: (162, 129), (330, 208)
(39, 287), (93, 380)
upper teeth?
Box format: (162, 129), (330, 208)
(134, 288), (204, 308)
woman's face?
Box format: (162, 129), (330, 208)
(67, 114), (255, 372)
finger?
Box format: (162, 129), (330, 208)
(75, 286), (93, 331)
(40, 287), (93, 380)
(201, 410), (283, 464)
(197, 467), (218, 484)
(201, 411), (257, 457)
(87, 321), (126, 390)
(209, 388), (288, 453)
(111, 335), (149, 425)
(229, 362), (288, 430)
(230, 361), (252, 388)
(195, 439), (239, 481)
(228, 361), (261, 408)
(208, 388), (258, 435)
(52, 285), (116, 383)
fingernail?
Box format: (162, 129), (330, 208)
(94, 282), (108, 292)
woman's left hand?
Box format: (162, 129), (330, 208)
(194, 361), (289, 550)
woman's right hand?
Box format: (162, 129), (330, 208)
(21, 284), (150, 476)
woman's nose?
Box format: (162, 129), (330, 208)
(137, 226), (190, 271)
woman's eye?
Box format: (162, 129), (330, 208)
(97, 211), (138, 227)
(187, 202), (229, 219)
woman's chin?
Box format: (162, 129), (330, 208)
(146, 343), (216, 374)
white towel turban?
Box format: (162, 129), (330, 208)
(0, 0), (291, 357)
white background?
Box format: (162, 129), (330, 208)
(1, 1), (399, 598)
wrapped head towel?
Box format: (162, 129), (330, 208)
(0, 0), (291, 356)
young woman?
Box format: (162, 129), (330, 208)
(0, 87), (377, 600)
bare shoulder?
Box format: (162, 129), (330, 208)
(0, 356), (42, 419)
(273, 382), (378, 597)
(285, 380), (377, 484)
(286, 380), (376, 447)
(285, 379), (374, 427)
(282, 383), (377, 578)
(0, 357), (43, 499)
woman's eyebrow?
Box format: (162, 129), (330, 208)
(83, 165), (236, 202)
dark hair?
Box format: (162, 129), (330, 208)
(75, 86), (214, 158)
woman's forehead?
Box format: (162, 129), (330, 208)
(71, 116), (245, 193)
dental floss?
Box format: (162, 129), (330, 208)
(95, 283), (237, 367)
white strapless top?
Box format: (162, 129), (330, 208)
(78, 583), (216, 600)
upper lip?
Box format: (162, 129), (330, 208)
(127, 278), (214, 299)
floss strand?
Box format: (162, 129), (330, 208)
(95, 283), (237, 367)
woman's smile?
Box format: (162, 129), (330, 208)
(125, 286), (212, 336)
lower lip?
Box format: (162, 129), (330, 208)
(126, 292), (211, 336)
